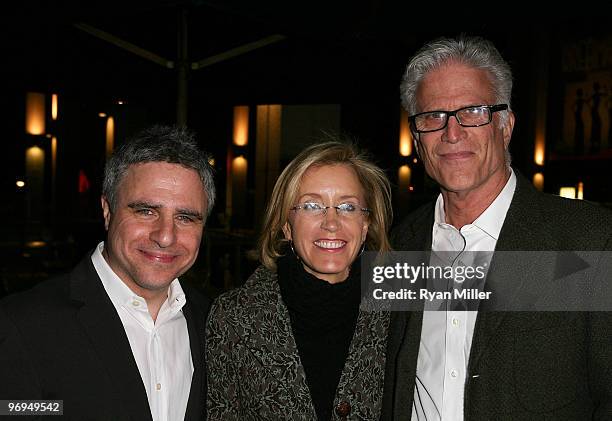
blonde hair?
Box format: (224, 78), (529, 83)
(258, 141), (392, 270)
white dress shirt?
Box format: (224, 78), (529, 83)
(91, 242), (193, 421)
(412, 170), (516, 421)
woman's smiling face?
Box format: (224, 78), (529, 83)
(283, 164), (369, 284)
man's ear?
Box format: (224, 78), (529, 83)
(101, 196), (111, 231)
(282, 222), (292, 241)
(502, 111), (515, 149)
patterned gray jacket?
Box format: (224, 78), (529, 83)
(206, 265), (390, 420)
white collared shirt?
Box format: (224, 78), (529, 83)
(412, 170), (516, 421)
(91, 242), (193, 421)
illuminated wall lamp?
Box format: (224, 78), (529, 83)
(51, 94), (59, 121)
(398, 164), (411, 192)
(106, 116), (115, 158)
(559, 183), (584, 200)
(399, 108), (412, 157)
(532, 172), (544, 192)
(534, 140), (545, 166)
(559, 187), (576, 199)
(233, 106), (249, 146)
(25, 92), (46, 135)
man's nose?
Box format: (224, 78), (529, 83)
(150, 215), (176, 247)
(441, 116), (466, 144)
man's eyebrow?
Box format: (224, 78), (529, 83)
(128, 202), (203, 220)
(128, 201), (161, 209)
(176, 208), (204, 221)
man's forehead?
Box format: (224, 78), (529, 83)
(117, 163), (206, 207)
(417, 66), (495, 110)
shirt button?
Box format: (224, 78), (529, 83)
(335, 401), (351, 418)
(132, 300), (140, 307)
(450, 369), (458, 379)
(451, 317), (460, 327)
(156, 383), (161, 391)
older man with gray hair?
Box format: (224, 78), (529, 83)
(382, 35), (612, 420)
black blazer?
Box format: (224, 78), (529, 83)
(0, 252), (210, 421)
(381, 173), (612, 420)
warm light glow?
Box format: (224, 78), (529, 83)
(559, 187), (576, 199)
(398, 164), (412, 191)
(534, 140), (545, 166)
(105, 116), (115, 158)
(233, 106), (249, 146)
(51, 136), (57, 189)
(26, 145), (44, 164)
(25, 147), (45, 221)
(25, 146), (45, 195)
(232, 155), (248, 172)
(534, 108), (546, 165)
(231, 156), (248, 212)
(51, 94), (58, 120)
(25, 92), (46, 135)
(532, 172), (544, 192)
(98, 112), (107, 118)
(413, 158), (418, 164)
(16, 180), (25, 188)
(117, 100), (125, 105)
(577, 182), (584, 200)
(253, 104), (282, 220)
(399, 109), (412, 156)
(26, 241), (46, 248)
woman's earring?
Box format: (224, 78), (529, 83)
(358, 242), (366, 257)
(289, 240), (301, 261)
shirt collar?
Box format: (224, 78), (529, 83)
(434, 169), (516, 240)
(91, 242), (186, 314)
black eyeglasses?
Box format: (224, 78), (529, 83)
(409, 104), (508, 133)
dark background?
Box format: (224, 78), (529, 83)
(2, 2), (610, 297)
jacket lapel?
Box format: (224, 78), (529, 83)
(182, 294), (205, 421)
(468, 173), (553, 372)
(70, 255), (152, 421)
(382, 204), (434, 418)
(241, 274), (316, 416)
(336, 309), (390, 418)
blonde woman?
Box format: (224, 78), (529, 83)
(206, 141), (393, 420)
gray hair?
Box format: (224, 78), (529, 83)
(400, 35), (513, 126)
(102, 125), (216, 216)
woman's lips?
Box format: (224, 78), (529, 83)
(313, 239), (347, 251)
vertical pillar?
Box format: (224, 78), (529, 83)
(105, 116), (115, 158)
(25, 146), (45, 237)
(255, 105), (282, 226)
